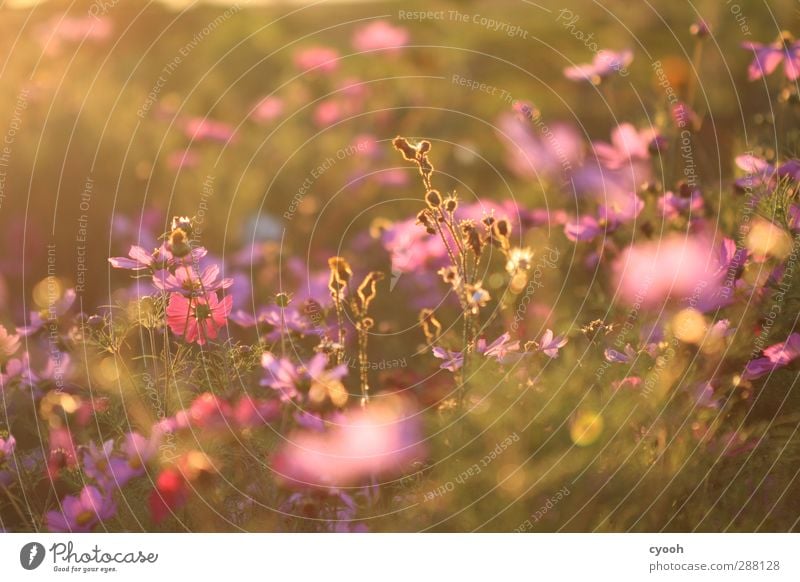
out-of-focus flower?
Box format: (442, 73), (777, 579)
(565, 192), (643, 242)
(605, 344), (637, 363)
(183, 117), (236, 144)
(36, 15), (112, 56)
(167, 149), (200, 170)
(261, 352), (347, 403)
(506, 247), (534, 275)
(45, 485), (116, 532)
(47, 426), (78, 479)
(741, 33), (800, 81)
(433, 332), (521, 371)
(108, 432), (159, 487)
(153, 264), (233, 296)
(0, 435), (15, 463)
(734, 154), (800, 191)
(230, 305), (322, 340)
(251, 96), (284, 123)
(593, 123), (656, 170)
(0, 325), (20, 359)
(294, 46), (339, 73)
(496, 113), (584, 180)
(745, 218), (792, 261)
(165, 292), (232, 345)
(570, 411), (604, 446)
(19, 288), (76, 336)
(659, 189), (704, 220)
(564, 49), (633, 84)
(149, 467), (188, 524)
(314, 100), (342, 127)
(273, 396), (425, 488)
(352, 20), (409, 53)
(613, 234), (724, 309)
(742, 333), (800, 380)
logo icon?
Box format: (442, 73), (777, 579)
(20, 542), (45, 570)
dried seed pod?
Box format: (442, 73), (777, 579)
(357, 271), (384, 312)
(328, 256), (353, 296)
(392, 136), (418, 161)
(419, 308), (442, 343)
(462, 223), (482, 257)
(444, 196), (458, 213)
(425, 189), (442, 209)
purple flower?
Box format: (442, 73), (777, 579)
(742, 333), (800, 380)
(261, 352), (346, 402)
(604, 344), (637, 363)
(108, 432), (158, 487)
(742, 34), (800, 81)
(81, 439), (115, 488)
(432, 332), (521, 371)
(564, 215), (602, 242)
(45, 485), (116, 532)
(0, 434), (15, 463)
(231, 305), (322, 340)
(538, 329), (568, 358)
(19, 289), (76, 336)
(564, 49), (633, 84)
(659, 189), (704, 220)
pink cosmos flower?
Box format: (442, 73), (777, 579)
(294, 46), (339, 73)
(352, 20), (409, 53)
(153, 264), (233, 296)
(564, 49), (633, 84)
(613, 234), (724, 309)
(251, 96), (284, 123)
(165, 292), (232, 345)
(314, 100), (342, 127)
(273, 396), (425, 488)
(565, 192), (643, 242)
(742, 333), (800, 380)
(496, 113), (584, 180)
(742, 35), (800, 81)
(45, 485), (115, 532)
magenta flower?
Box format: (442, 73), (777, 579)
(565, 215), (602, 242)
(230, 305), (321, 340)
(45, 485), (116, 532)
(564, 49), (633, 84)
(742, 35), (800, 81)
(352, 20), (409, 53)
(154, 264), (233, 296)
(81, 439), (115, 488)
(742, 333), (800, 380)
(294, 46), (339, 73)
(165, 292), (232, 345)
(565, 193), (643, 242)
(496, 113), (584, 180)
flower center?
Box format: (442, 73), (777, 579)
(194, 303), (212, 320)
(76, 510), (95, 526)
